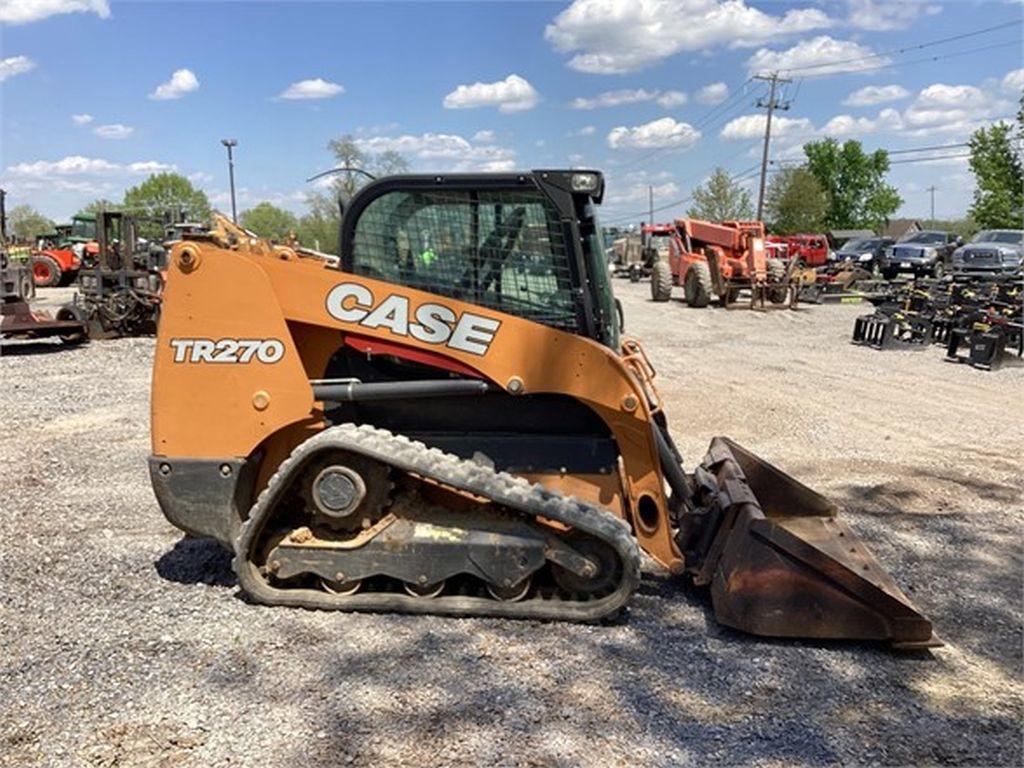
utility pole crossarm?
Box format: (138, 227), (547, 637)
(754, 72), (792, 222)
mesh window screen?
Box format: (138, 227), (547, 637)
(352, 189), (579, 332)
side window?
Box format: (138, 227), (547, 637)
(351, 189), (579, 332)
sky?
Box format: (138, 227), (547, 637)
(1, 0), (1022, 226)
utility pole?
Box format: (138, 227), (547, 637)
(648, 185), (654, 225)
(754, 72), (792, 221)
(926, 185), (937, 226)
(221, 138), (238, 223)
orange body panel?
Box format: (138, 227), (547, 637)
(152, 241), (684, 571)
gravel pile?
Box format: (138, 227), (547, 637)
(1, 282), (1020, 767)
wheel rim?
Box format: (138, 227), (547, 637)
(487, 577), (532, 602)
(33, 263), (52, 282)
(320, 577), (362, 596)
(404, 580), (445, 598)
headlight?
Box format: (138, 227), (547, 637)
(923, 247), (937, 257)
(570, 172), (600, 193)
(858, 252), (873, 261)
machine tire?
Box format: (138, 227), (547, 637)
(650, 260), (672, 302)
(32, 255), (62, 288)
(932, 260), (945, 278)
(683, 261), (712, 308)
(56, 304), (88, 345)
(766, 258), (789, 304)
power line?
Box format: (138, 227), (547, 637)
(808, 38), (1021, 77)
(614, 78), (754, 173)
(887, 142), (969, 155)
(777, 19), (1022, 74)
(602, 160), (761, 225)
(889, 152), (972, 165)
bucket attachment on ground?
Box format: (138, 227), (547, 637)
(852, 311), (933, 350)
(679, 437), (938, 649)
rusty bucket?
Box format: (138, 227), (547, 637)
(686, 437), (938, 649)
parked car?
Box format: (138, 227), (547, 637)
(879, 230), (961, 279)
(951, 229), (1023, 276)
(833, 236), (895, 273)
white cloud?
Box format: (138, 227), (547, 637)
(570, 88), (687, 110)
(694, 82), (729, 105)
(844, 0), (940, 31)
(657, 90), (687, 108)
(472, 130), (496, 143)
(746, 36), (888, 77)
(607, 117), (701, 150)
(544, 0), (829, 74)
(93, 123), (134, 139)
(842, 84), (910, 107)
(720, 114), (814, 141)
(6, 155), (174, 178)
(569, 125), (597, 137)
(820, 108), (904, 136)
(0, 0), (109, 24)
(570, 88), (659, 110)
(443, 74), (539, 113)
(354, 132), (517, 172)
(149, 68), (199, 100)
(1002, 68), (1024, 94)
(71, 113), (93, 125)
(278, 78), (344, 100)
(0, 55), (35, 82)
(901, 83), (1011, 137)
(188, 171), (214, 184)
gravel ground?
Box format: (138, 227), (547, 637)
(1, 282), (1021, 767)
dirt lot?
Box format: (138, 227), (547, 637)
(2, 281), (1022, 767)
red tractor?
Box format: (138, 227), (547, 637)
(766, 233), (830, 267)
(30, 214), (97, 287)
(650, 218), (794, 308)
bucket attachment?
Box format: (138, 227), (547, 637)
(679, 437), (938, 649)
(852, 311), (933, 350)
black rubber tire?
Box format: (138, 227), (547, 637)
(683, 261), (712, 308)
(767, 258), (789, 304)
(650, 259), (672, 302)
(32, 254), (62, 288)
(56, 304), (88, 345)
(932, 260), (945, 278)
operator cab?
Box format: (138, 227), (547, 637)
(338, 170), (618, 349)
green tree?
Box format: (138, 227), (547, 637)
(123, 172), (211, 239)
(75, 199), (120, 217)
(804, 138), (901, 230)
(967, 120), (1024, 229)
(324, 134), (410, 200)
(240, 202), (299, 241)
(686, 167), (753, 221)
(765, 167), (829, 234)
(296, 193), (341, 254)
(8, 204), (54, 242)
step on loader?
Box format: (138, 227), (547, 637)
(150, 170), (936, 648)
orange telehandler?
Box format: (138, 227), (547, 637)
(149, 170), (935, 647)
(650, 218), (794, 308)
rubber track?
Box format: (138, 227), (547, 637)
(234, 423), (641, 622)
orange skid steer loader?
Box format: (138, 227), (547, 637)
(150, 170), (936, 647)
